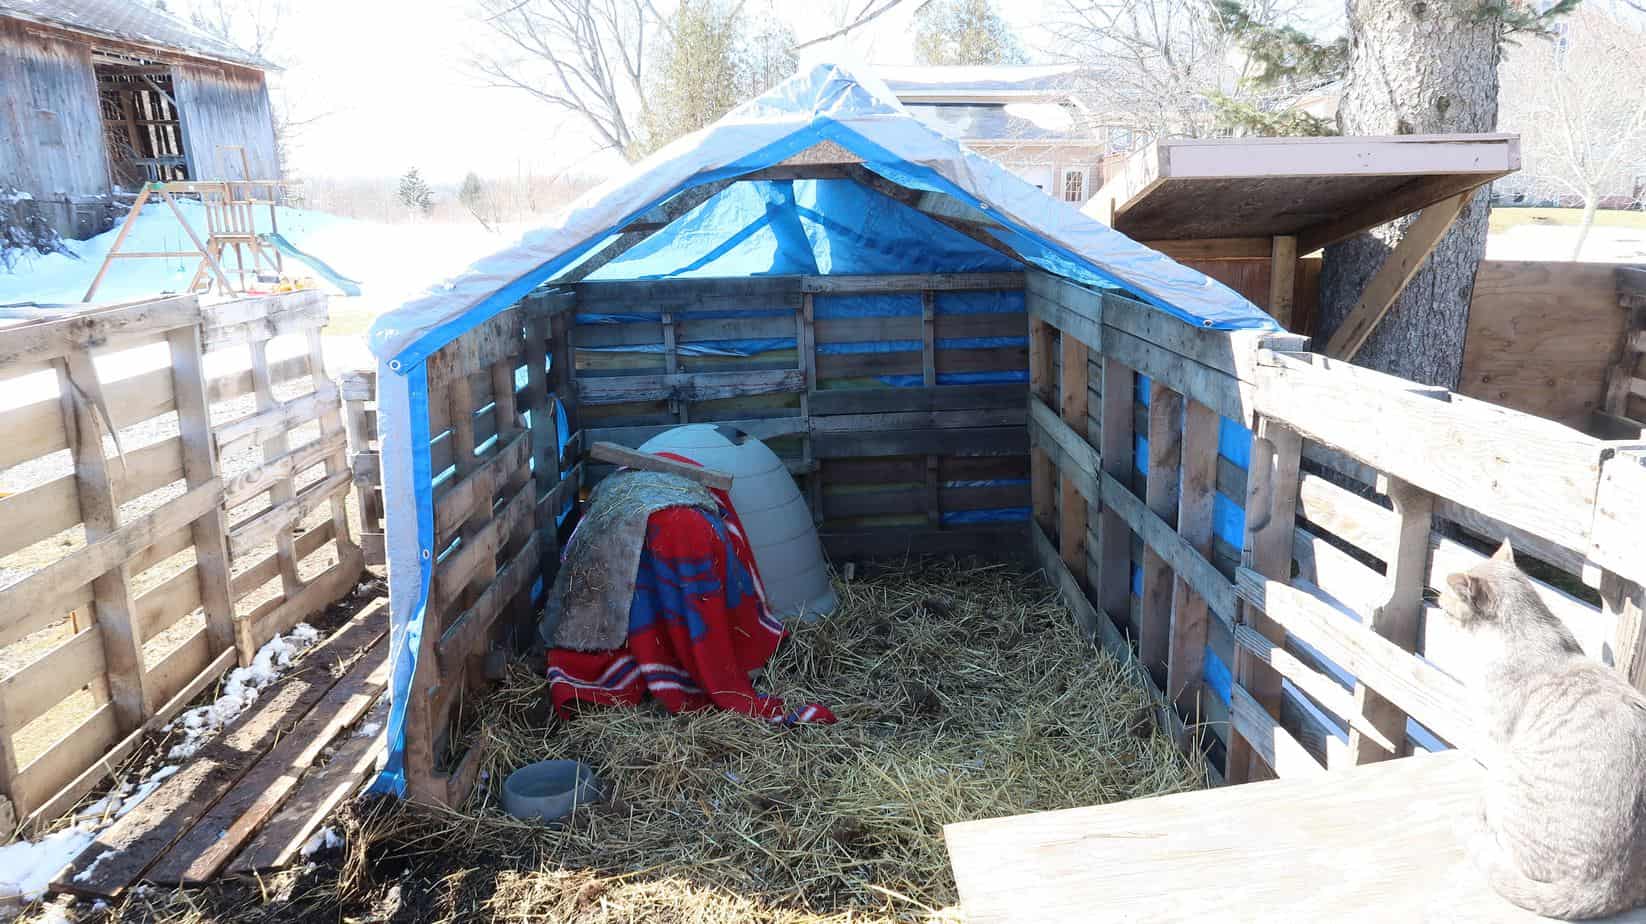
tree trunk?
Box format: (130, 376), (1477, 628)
(1318, 0), (1501, 388)
(1572, 192), (1598, 260)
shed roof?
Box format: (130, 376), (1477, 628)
(0, 0), (274, 69)
(1085, 134), (1520, 253)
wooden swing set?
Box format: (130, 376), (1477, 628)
(83, 146), (288, 301)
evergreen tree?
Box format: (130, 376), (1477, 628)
(638, 0), (795, 156)
(397, 167), (433, 216)
(1206, 0), (1346, 137)
(914, 0), (1027, 67)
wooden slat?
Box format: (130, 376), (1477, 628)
(1166, 398), (1220, 724)
(432, 428), (532, 547)
(9, 704), (120, 816)
(799, 272), (1024, 293)
(1349, 476), (1432, 764)
(1138, 381), (1183, 686)
(432, 480), (534, 612)
(1028, 317), (1056, 538)
(0, 296), (198, 368)
(1096, 470), (1237, 628)
(1095, 356), (1135, 632)
(227, 468), (352, 561)
(586, 442), (733, 490)
(53, 606), (388, 897)
(227, 695), (388, 874)
(134, 563), (202, 641)
(0, 628), (105, 732)
(1025, 271), (1103, 352)
(1256, 351), (1602, 554)
(146, 639), (387, 884)
(214, 387), (333, 457)
(167, 322), (236, 657)
(574, 368), (804, 405)
(1232, 624), (1398, 756)
(230, 521), (338, 601)
(437, 532), (540, 672)
(0, 434), (185, 561)
(238, 544), (365, 656)
(1323, 193), (1468, 359)
(1234, 568), (1474, 752)
(21, 647), (236, 835)
(223, 431), (348, 511)
(1229, 682), (1327, 778)
(1058, 331), (1091, 580)
(1227, 418), (1302, 784)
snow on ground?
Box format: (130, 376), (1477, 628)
(0, 627), (322, 907)
(0, 198), (529, 370)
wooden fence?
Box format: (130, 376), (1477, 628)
(1023, 269), (1646, 781)
(0, 291), (361, 829)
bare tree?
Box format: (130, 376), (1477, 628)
(185, 0), (288, 58)
(1045, 0), (1309, 140)
(1499, 7), (1646, 258)
(469, 0), (661, 158)
(793, 0), (929, 51)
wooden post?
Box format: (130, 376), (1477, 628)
(247, 338), (301, 603)
(1166, 398), (1219, 733)
(56, 354), (151, 730)
(306, 329), (359, 566)
(166, 323), (237, 657)
(340, 370), (383, 564)
(1349, 475), (1433, 763)
(549, 312), (577, 465)
(1059, 332), (1090, 580)
(922, 290), (942, 529)
(1029, 317), (1057, 539)
(1606, 572), (1646, 694)
(1138, 381), (1183, 687)
(1227, 417), (1302, 784)
(1268, 235), (1298, 330)
(798, 291), (821, 526)
(1096, 357), (1136, 632)
(524, 312), (559, 567)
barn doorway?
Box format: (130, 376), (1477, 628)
(94, 55), (189, 188)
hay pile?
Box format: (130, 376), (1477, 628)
(108, 558), (1206, 924)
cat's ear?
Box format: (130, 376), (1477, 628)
(1492, 539), (1514, 563)
(1447, 572), (1488, 608)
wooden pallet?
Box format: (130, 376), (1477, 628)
(51, 598), (391, 897)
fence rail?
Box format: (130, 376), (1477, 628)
(0, 291), (362, 830)
(1021, 269), (1646, 783)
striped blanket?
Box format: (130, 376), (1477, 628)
(546, 491), (835, 726)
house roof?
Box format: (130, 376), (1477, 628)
(0, 0), (274, 69)
(1086, 134), (1521, 252)
(366, 63), (1278, 368)
(878, 64), (1086, 101)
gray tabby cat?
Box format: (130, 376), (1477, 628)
(1441, 540), (1646, 920)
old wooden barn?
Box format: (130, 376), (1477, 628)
(0, 0), (279, 239)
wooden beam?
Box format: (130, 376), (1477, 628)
(1059, 331), (1091, 580)
(1324, 193), (1469, 359)
(1165, 398), (1219, 729)
(586, 441), (734, 491)
(1096, 355), (1135, 633)
(1349, 476), (1433, 763)
(1138, 381), (1183, 688)
(1268, 235), (1298, 329)
(1029, 318), (1057, 539)
(557, 179), (734, 284)
(1299, 176), (1493, 255)
(1143, 238), (1274, 261)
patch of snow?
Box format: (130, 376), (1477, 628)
(70, 850), (107, 884)
(91, 900), (108, 913)
(298, 826), (342, 858)
(1003, 102), (1074, 133)
(0, 827), (94, 902)
(118, 766), (178, 818)
(1486, 222), (1646, 263)
(352, 721), (382, 739)
(166, 625), (321, 759)
(28, 905), (71, 924)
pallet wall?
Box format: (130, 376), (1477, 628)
(0, 291), (361, 829)
(397, 292), (581, 805)
(1023, 269), (1646, 784)
(571, 273), (1032, 559)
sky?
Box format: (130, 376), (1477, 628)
(249, 0), (1058, 183)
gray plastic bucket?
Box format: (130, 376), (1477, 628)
(501, 759), (603, 822)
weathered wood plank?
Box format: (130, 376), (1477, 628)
(586, 442), (733, 490)
(1256, 351), (1602, 555)
(1166, 398), (1220, 727)
(227, 694), (389, 874)
(1350, 476), (1432, 764)
(1234, 568), (1474, 753)
(1095, 355), (1136, 636)
(799, 272), (1024, 293)
(1230, 682), (1327, 779)
(227, 468), (353, 561)
(52, 606), (388, 897)
(146, 638), (388, 884)
(1139, 381), (1183, 687)
(0, 296), (198, 368)
(575, 368), (805, 405)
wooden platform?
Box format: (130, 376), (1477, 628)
(945, 751), (1646, 923)
(50, 597), (390, 897)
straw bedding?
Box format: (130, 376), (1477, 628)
(94, 558), (1205, 924)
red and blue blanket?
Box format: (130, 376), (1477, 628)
(546, 490), (835, 726)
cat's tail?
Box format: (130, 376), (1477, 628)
(1488, 863), (1625, 921)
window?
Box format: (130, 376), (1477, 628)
(1062, 167), (1088, 203)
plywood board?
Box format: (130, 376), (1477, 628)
(945, 750), (1646, 924)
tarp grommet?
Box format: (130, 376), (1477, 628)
(422, 548), (432, 560)
(389, 359), (402, 371)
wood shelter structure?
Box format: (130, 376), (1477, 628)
(1085, 133), (1520, 346)
(337, 66), (1643, 919)
(0, 0), (279, 239)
